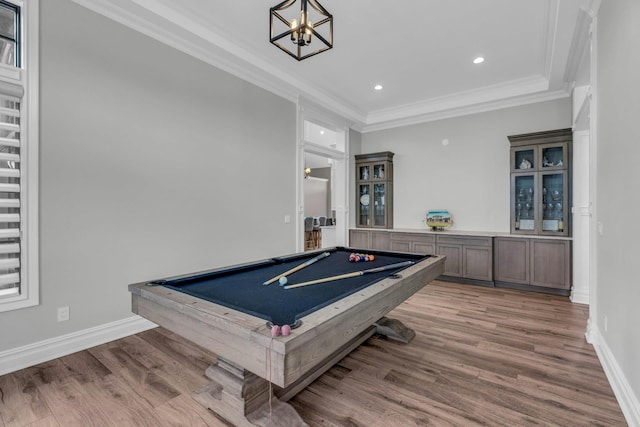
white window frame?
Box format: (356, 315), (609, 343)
(0, 0), (39, 312)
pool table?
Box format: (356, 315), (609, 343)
(129, 247), (444, 426)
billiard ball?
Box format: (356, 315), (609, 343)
(278, 276), (288, 286)
(281, 324), (291, 336)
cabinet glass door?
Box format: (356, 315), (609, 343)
(358, 165), (370, 181)
(373, 163), (385, 179)
(542, 173), (566, 233)
(373, 183), (386, 226)
(358, 184), (370, 226)
(514, 174), (536, 231)
(513, 147), (536, 171)
(541, 143), (567, 169)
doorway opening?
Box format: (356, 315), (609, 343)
(298, 115), (348, 252)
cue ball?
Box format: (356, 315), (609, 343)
(281, 324), (291, 336)
(279, 276), (288, 286)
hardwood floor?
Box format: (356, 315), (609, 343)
(0, 281), (627, 426)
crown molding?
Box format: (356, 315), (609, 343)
(71, 0), (574, 134)
(542, 0), (560, 81)
(563, 7), (593, 84)
(71, 0), (368, 127)
(361, 76), (558, 132)
(361, 88), (570, 133)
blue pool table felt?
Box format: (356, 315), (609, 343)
(156, 248), (429, 326)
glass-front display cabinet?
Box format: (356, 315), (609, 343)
(355, 151), (394, 228)
(508, 129), (572, 236)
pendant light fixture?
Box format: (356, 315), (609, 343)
(270, 0), (333, 61)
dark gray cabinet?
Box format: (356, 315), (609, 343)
(349, 229), (390, 250)
(436, 235), (493, 282)
(349, 230), (493, 284)
(389, 232), (436, 254)
(530, 239), (571, 290)
(509, 129), (572, 237)
(349, 229), (371, 248)
(493, 237), (530, 284)
(355, 152), (394, 229)
(494, 237), (571, 294)
(349, 229), (571, 295)
(436, 243), (462, 277)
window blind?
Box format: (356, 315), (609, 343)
(0, 94), (20, 298)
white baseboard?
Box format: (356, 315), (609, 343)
(570, 285), (590, 305)
(588, 322), (640, 427)
(0, 315), (157, 376)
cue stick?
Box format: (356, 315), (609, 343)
(283, 260), (415, 290)
(262, 251), (331, 285)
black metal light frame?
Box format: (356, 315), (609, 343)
(270, 0), (333, 61)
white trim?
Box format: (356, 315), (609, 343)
(70, 0), (574, 133)
(297, 100), (350, 252)
(588, 326), (640, 427)
(70, 0), (366, 128)
(570, 128), (590, 305)
(563, 8), (593, 83)
(0, 0), (39, 312)
(586, 1), (600, 364)
(361, 89), (569, 133)
(543, 0), (560, 81)
(0, 316), (157, 376)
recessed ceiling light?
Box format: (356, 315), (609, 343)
(374, 84), (383, 91)
(320, 130), (325, 135)
(473, 57), (485, 64)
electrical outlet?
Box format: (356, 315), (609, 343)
(57, 306), (70, 322)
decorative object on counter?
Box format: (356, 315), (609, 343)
(425, 210), (453, 231)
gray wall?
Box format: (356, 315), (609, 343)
(596, 0), (640, 402)
(359, 100), (571, 231)
(0, 0), (297, 351)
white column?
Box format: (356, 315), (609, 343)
(571, 129), (590, 304)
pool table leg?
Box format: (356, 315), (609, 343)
(192, 358), (309, 427)
(374, 316), (416, 344)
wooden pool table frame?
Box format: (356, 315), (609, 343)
(129, 249), (444, 426)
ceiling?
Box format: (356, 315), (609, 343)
(72, 0), (593, 132)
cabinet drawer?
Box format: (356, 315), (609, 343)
(389, 233), (436, 255)
(390, 233), (436, 244)
(437, 236), (492, 247)
(389, 241), (436, 254)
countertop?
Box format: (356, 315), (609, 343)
(351, 227), (573, 241)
